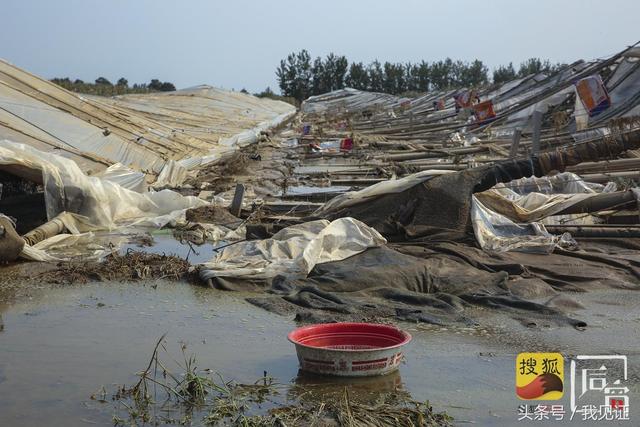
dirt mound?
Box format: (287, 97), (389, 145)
(185, 205), (240, 225)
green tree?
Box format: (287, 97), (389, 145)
(159, 82), (175, 91)
(255, 87), (275, 97)
(276, 50), (312, 101)
(385, 62), (407, 94)
(148, 79), (163, 90)
(95, 77), (112, 86)
(274, 51), (559, 99)
(414, 61), (430, 92)
(517, 58), (552, 77)
(345, 62), (370, 90)
(430, 58), (454, 90)
(331, 54), (348, 91)
(404, 63), (419, 92)
(461, 59), (489, 87)
(493, 63), (517, 84)
(311, 57), (327, 95)
(450, 60), (466, 87)
(367, 60), (384, 92)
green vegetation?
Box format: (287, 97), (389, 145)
(50, 76), (176, 96)
(275, 50), (568, 101)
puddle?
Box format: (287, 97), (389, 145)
(295, 164), (371, 174)
(283, 138), (299, 147)
(282, 185), (351, 197)
(317, 140), (341, 150)
(121, 232), (222, 264)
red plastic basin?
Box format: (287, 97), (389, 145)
(288, 322), (412, 377)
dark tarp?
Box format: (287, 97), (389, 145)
(212, 237), (640, 329)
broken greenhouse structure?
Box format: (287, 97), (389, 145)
(2, 45), (640, 331)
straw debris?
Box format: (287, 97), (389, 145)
(39, 250), (196, 284)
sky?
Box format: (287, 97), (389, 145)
(2, 0), (639, 93)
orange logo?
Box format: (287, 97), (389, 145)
(516, 353), (564, 400)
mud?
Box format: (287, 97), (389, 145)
(185, 205), (242, 225)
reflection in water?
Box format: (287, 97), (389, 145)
(290, 369), (408, 405)
(119, 233), (222, 264)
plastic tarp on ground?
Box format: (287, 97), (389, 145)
(0, 140), (211, 261)
(313, 169), (455, 216)
(199, 218), (386, 281)
(235, 233), (640, 328)
(471, 195), (575, 254)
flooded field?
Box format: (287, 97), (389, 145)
(1, 276), (637, 426)
(0, 279), (506, 426)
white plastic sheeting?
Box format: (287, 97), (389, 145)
(0, 59), (296, 186)
(199, 218), (386, 281)
(94, 163), (147, 192)
(496, 172), (609, 195)
(20, 232), (128, 262)
(0, 140), (211, 260)
(165, 110), (296, 180)
(0, 140), (207, 229)
(302, 88), (401, 115)
(471, 173), (612, 254)
(472, 195), (574, 254)
(475, 188), (595, 223)
(100, 86), (296, 186)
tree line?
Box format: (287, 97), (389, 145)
(276, 50), (567, 102)
(50, 77), (176, 96)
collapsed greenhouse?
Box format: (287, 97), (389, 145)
(2, 44), (640, 329)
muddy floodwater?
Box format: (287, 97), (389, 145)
(0, 278), (638, 426)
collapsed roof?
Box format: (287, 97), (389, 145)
(0, 59), (295, 184)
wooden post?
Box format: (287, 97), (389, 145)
(531, 111), (543, 154)
(509, 128), (522, 158)
(229, 183), (245, 217)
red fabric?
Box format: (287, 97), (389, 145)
(340, 138), (353, 151)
